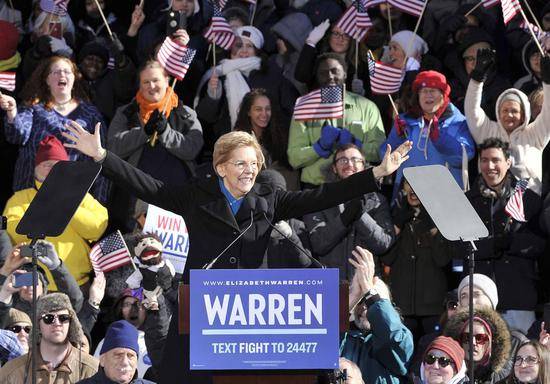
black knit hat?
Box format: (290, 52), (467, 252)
(77, 41), (109, 66)
(459, 27), (495, 55)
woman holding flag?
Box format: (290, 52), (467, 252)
(107, 55), (204, 232)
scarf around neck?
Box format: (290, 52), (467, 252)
(135, 86), (178, 124)
(0, 52), (21, 72)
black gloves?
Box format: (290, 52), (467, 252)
(108, 32), (126, 67)
(540, 55), (550, 84)
(144, 110), (168, 136)
(340, 198), (363, 226)
(470, 48), (496, 83)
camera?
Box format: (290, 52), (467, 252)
(166, 10), (187, 37)
(20, 243), (46, 258)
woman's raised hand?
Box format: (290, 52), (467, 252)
(0, 92), (17, 121)
(373, 141), (412, 179)
(62, 120), (106, 161)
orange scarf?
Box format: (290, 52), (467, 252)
(135, 87), (179, 124)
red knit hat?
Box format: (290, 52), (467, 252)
(35, 135), (69, 166)
(412, 70), (451, 98)
(0, 21), (19, 61)
(425, 336), (465, 371)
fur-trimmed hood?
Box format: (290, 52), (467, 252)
(444, 307), (511, 374)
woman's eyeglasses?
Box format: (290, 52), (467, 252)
(8, 325), (31, 334)
(40, 313), (71, 325)
(514, 356), (539, 367)
(460, 332), (490, 345)
(424, 354), (453, 368)
(228, 161), (259, 172)
(49, 69), (73, 77)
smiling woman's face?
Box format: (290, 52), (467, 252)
(139, 66), (169, 103)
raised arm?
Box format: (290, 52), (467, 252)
(62, 121), (191, 214)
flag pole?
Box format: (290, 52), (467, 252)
(212, 42), (217, 67)
(354, 39), (359, 79)
(118, 230), (138, 271)
(401, 0), (428, 70)
(522, 0), (543, 31)
(387, 94), (399, 118)
(250, 2), (258, 26)
(150, 77), (178, 147)
(519, 7), (545, 55)
(387, 5), (392, 38)
(92, 0), (115, 41)
(342, 83), (346, 128)
(138, 0), (144, 8)
(464, 1), (482, 17)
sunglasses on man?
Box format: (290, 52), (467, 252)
(40, 313), (71, 325)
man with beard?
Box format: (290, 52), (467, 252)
(339, 246), (414, 384)
(77, 40), (136, 122)
(0, 293), (97, 383)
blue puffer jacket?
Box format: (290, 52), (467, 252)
(340, 299), (414, 384)
(380, 103), (475, 201)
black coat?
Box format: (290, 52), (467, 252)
(102, 151), (378, 283)
(465, 176), (545, 311)
(100, 150), (380, 383)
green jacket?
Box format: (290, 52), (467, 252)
(287, 91), (385, 185)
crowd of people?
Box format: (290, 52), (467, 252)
(1, 0), (550, 383)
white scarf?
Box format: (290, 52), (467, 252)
(195, 57), (261, 128)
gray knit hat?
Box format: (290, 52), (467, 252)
(36, 293), (83, 346)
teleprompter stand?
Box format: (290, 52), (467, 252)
(403, 165), (488, 384)
(16, 161), (101, 384)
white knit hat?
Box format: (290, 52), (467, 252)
(236, 26), (264, 49)
(458, 273), (499, 309)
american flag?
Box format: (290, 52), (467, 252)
(520, 20), (549, 42)
(505, 179), (529, 222)
(0, 72), (16, 92)
(367, 51), (404, 94)
(335, 0), (372, 41)
(89, 231), (132, 273)
(388, 0), (426, 17)
(481, 0), (500, 8)
(40, 0), (69, 16)
(501, 0), (522, 24)
(364, 0), (385, 7)
(293, 86), (344, 121)
(204, 2), (235, 50)
(157, 37), (197, 80)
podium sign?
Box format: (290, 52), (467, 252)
(189, 268), (339, 370)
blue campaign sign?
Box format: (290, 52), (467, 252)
(189, 268), (340, 370)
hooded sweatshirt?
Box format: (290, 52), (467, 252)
(513, 40), (542, 95)
(464, 79), (550, 193)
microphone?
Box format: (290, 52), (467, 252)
(261, 212), (325, 269)
(203, 210), (255, 269)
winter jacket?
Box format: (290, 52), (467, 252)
(382, 206), (453, 317)
(3, 183), (108, 289)
(77, 369), (154, 384)
(288, 91), (385, 185)
(304, 191), (394, 281)
(340, 299), (414, 384)
(0, 344), (98, 384)
(107, 99), (203, 231)
(381, 103), (475, 200)
(464, 174), (545, 311)
(464, 81), (550, 193)
(270, 12), (312, 95)
(444, 307), (512, 384)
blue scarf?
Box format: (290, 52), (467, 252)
(219, 178), (244, 215)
